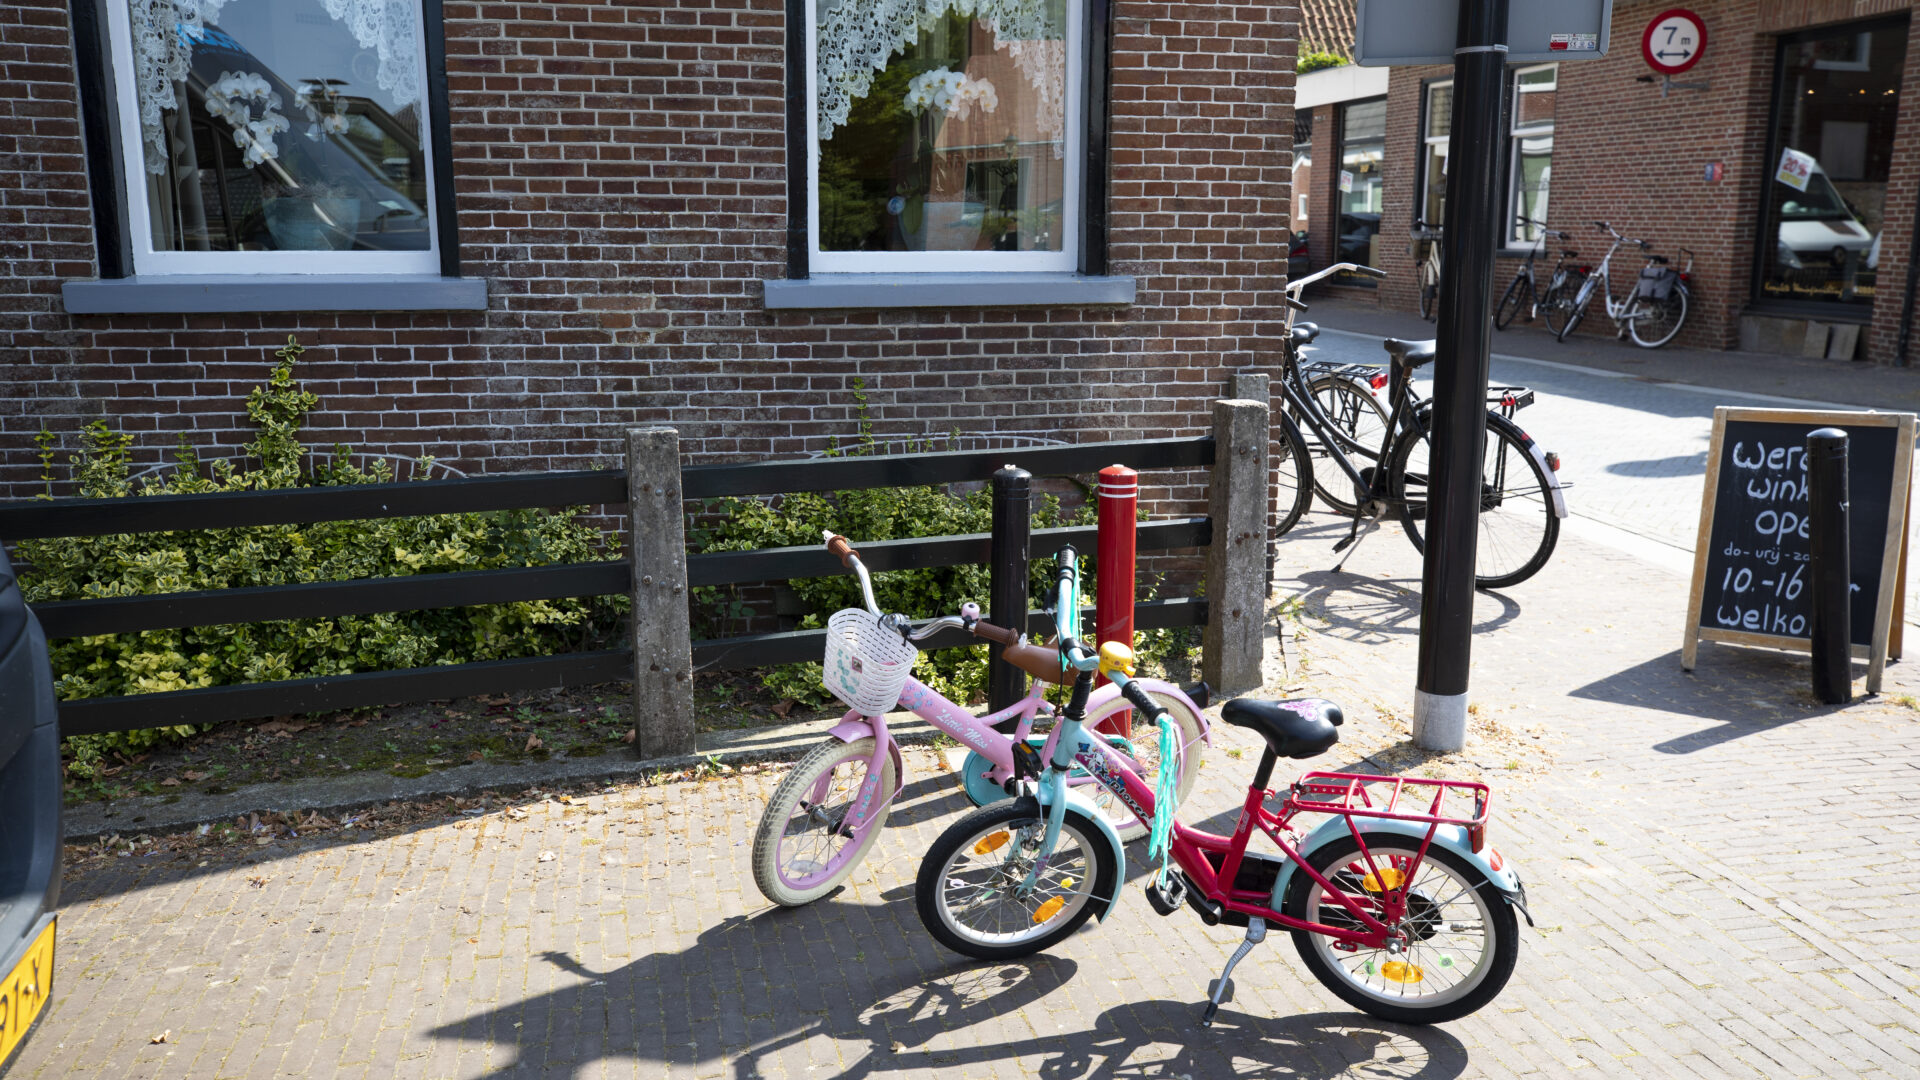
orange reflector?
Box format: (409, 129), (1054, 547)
(1361, 867), (1405, 892)
(1380, 961), (1424, 984)
(1059, 877), (1076, 891)
(1033, 896), (1067, 923)
(973, 831), (1009, 855)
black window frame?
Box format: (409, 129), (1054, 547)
(1747, 12), (1911, 323)
(782, 0), (1114, 280)
(68, 0), (463, 281)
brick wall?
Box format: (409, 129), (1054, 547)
(1342, 0), (1920, 365)
(0, 0), (1300, 510)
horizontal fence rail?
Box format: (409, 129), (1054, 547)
(682, 437), (1214, 499)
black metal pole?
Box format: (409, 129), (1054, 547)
(988, 465), (1032, 712)
(1807, 428), (1852, 704)
(1413, 0), (1508, 751)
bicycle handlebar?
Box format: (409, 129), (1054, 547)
(1287, 262), (1387, 293)
(823, 530), (881, 615)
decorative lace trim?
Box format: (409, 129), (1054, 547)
(816, 0), (1062, 138)
(125, 0), (422, 176)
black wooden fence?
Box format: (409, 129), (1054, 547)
(0, 432), (1226, 747)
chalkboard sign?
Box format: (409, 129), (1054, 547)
(1683, 407), (1914, 693)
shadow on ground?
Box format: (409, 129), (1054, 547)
(430, 905), (1470, 1079)
(1567, 644), (1879, 750)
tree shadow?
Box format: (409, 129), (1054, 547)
(1567, 644), (1869, 752)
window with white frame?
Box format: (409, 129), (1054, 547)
(1420, 80), (1450, 228)
(1506, 64), (1557, 246)
(807, 0), (1082, 273)
(104, 0), (438, 275)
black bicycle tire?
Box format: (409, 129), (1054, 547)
(1493, 274), (1528, 330)
(1541, 276), (1579, 338)
(914, 797), (1118, 960)
(1274, 408), (1315, 539)
(1419, 276), (1438, 322)
(1389, 411), (1560, 589)
(1555, 289), (1589, 342)
(1304, 375), (1387, 517)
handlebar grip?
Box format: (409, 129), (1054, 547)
(825, 533), (858, 567)
(1592, 221), (1608, 229)
(1355, 265), (1388, 279)
(1286, 296), (1310, 312)
(1638, 240), (1652, 250)
(969, 619), (1022, 647)
(1120, 678), (1169, 721)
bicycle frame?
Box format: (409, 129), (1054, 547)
(1573, 223), (1657, 332)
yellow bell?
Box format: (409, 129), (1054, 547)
(973, 831), (1010, 855)
(1032, 896), (1067, 923)
(1098, 641), (1137, 679)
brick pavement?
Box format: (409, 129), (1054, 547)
(13, 512), (1920, 1078)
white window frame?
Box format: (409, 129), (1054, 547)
(1420, 79), (1451, 228)
(102, 0), (441, 276)
(1505, 64), (1557, 247)
(803, 0), (1084, 274)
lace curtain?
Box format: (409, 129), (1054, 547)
(125, 0), (423, 175)
(816, 0), (1063, 138)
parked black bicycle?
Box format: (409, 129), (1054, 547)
(1494, 219), (1582, 332)
(1275, 263), (1568, 589)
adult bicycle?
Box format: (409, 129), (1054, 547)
(914, 608), (1529, 1026)
(1276, 263), (1567, 590)
(1412, 219), (1443, 322)
(1553, 221), (1691, 349)
(749, 534), (1209, 906)
(1494, 220), (1582, 331)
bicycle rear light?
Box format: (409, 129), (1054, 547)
(1368, 372), (1388, 390)
(1544, 452), (1561, 472)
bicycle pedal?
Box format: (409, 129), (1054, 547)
(1207, 978), (1235, 1004)
(1145, 874), (1187, 916)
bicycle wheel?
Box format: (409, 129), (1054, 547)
(1389, 411), (1560, 589)
(1493, 274), (1529, 330)
(916, 796), (1118, 960)
(1273, 410), (1314, 538)
(1418, 263), (1439, 322)
(1283, 836), (1520, 1025)
(1553, 285), (1590, 342)
(1541, 275), (1582, 339)
(1305, 375), (1389, 516)
(751, 735), (898, 906)
(1628, 283), (1688, 348)
(1080, 688), (1206, 841)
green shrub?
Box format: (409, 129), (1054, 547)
(688, 384), (1201, 710)
(1298, 50), (1347, 74)
(23, 336), (625, 778)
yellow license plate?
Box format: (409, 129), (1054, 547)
(0, 917), (54, 1071)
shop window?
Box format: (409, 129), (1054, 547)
(1506, 65), (1555, 245)
(1336, 97), (1386, 285)
(1291, 110), (1312, 276)
(102, 0), (443, 276)
(805, 0), (1082, 273)
(1420, 81), (1450, 228)
(1755, 17), (1908, 312)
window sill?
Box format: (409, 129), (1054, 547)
(763, 272), (1135, 310)
(61, 275), (488, 314)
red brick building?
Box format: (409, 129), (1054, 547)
(0, 0), (1300, 501)
(1293, 0), (1920, 365)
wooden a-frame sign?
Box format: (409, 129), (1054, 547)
(1682, 407), (1914, 693)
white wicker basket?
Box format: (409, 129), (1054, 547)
(821, 608), (917, 715)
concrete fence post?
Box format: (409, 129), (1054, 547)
(627, 427), (696, 759)
(1203, 397), (1270, 695)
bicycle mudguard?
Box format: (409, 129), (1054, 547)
(959, 734), (1137, 807)
(1030, 783), (1125, 922)
(825, 715), (907, 791)
(1087, 677), (1214, 746)
(1524, 438), (1569, 519)
(1272, 815), (1522, 910)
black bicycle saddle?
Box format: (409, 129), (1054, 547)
(1290, 321), (1320, 348)
(1382, 337), (1436, 373)
(1220, 697), (1343, 760)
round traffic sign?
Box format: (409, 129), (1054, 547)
(1642, 9), (1707, 75)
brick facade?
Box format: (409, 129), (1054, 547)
(0, 0), (1300, 506)
(1300, 0), (1920, 366)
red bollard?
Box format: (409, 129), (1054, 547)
(1094, 464), (1137, 738)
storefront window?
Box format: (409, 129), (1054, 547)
(1421, 82), (1450, 227)
(1756, 18), (1907, 311)
(809, 0), (1080, 273)
(1337, 97), (1385, 285)
(108, 0), (438, 275)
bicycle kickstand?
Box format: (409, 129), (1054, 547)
(1200, 917), (1266, 1028)
(1329, 505), (1387, 573)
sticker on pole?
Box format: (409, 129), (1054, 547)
(1641, 8), (1706, 75)
(1549, 33), (1598, 53)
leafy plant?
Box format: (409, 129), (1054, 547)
(1297, 50), (1347, 74)
(24, 336), (625, 778)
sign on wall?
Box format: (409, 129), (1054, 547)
(1682, 407), (1915, 693)
(1642, 8), (1707, 75)
(1775, 147), (1815, 192)
(1354, 0), (1613, 66)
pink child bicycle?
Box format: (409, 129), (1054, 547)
(750, 532), (1210, 907)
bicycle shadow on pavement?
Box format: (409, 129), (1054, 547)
(1287, 569), (1521, 645)
(1567, 644), (1871, 751)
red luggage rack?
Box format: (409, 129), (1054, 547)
(1284, 771), (1492, 851)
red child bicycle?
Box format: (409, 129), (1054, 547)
(916, 642), (1530, 1026)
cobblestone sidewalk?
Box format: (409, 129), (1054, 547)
(13, 514), (1920, 1078)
